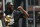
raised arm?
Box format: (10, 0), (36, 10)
(17, 6), (29, 18)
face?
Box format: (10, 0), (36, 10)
(9, 3), (14, 10)
(7, 3), (14, 12)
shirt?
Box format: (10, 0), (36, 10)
(5, 10), (24, 25)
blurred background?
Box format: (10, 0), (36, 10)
(0, 0), (40, 27)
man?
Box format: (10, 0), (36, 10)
(5, 2), (29, 27)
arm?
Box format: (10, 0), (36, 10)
(17, 6), (29, 18)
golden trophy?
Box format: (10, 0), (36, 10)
(3, 13), (11, 27)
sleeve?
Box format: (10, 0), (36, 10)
(18, 11), (24, 18)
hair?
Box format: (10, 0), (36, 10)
(6, 2), (14, 6)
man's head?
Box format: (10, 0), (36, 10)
(6, 2), (14, 12)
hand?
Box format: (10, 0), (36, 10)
(17, 6), (23, 10)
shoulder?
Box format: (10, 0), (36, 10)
(13, 10), (23, 14)
(13, 10), (20, 14)
(13, 10), (17, 13)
